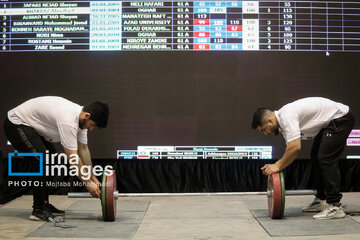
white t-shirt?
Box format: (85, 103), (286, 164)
(8, 96), (87, 150)
(275, 97), (349, 144)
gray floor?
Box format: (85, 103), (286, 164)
(252, 207), (360, 236)
(28, 200), (150, 239)
(0, 193), (359, 240)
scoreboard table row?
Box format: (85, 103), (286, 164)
(0, 1), (359, 51)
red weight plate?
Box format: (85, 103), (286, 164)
(267, 172), (282, 219)
(105, 170), (117, 221)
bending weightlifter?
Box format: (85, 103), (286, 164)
(3, 96), (109, 221)
(251, 97), (355, 220)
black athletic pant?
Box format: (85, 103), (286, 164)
(311, 111), (355, 204)
(3, 117), (56, 210)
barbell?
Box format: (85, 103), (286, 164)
(68, 170), (316, 221)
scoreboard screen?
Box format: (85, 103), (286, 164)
(1, 0), (359, 52)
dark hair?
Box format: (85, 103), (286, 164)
(251, 107), (270, 129)
(83, 101), (109, 128)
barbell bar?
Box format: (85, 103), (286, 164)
(68, 189), (316, 198)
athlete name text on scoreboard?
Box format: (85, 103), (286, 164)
(0, 1), (359, 51)
(116, 146), (272, 159)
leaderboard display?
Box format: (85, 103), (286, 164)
(117, 146), (272, 159)
(0, 0), (360, 51)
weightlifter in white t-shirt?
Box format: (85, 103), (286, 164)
(3, 96), (109, 221)
(251, 97), (355, 220)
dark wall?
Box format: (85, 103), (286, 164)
(1, 51), (359, 158)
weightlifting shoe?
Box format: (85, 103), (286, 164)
(29, 209), (55, 221)
(45, 203), (65, 215)
(313, 203), (346, 220)
(302, 197), (325, 212)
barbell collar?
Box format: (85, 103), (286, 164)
(284, 190), (317, 195)
(68, 192), (93, 198)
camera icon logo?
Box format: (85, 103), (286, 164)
(8, 150), (43, 176)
